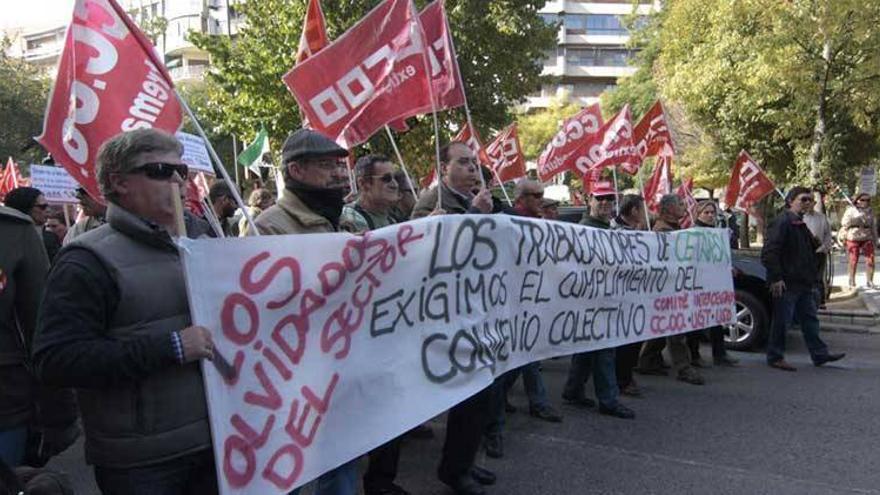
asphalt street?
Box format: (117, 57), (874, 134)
(47, 330), (880, 495)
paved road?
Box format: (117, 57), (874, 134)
(49, 330), (880, 494)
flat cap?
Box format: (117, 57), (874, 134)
(282, 128), (348, 163)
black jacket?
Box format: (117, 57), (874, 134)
(761, 210), (820, 289)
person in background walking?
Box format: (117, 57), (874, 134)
(841, 193), (876, 288)
(762, 186), (846, 371)
(687, 201), (739, 368)
(802, 195), (833, 307)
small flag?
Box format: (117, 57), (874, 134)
(238, 127), (271, 175)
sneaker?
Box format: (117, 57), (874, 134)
(814, 353), (846, 367)
(529, 406), (563, 423)
(677, 368), (705, 385)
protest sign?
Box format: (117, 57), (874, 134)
(29, 165), (80, 204)
(36, 0), (183, 201)
(859, 167), (876, 196)
(179, 215), (735, 495)
(176, 132), (214, 175)
(537, 104), (603, 182)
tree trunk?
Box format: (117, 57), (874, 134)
(808, 39), (833, 183)
(741, 212), (750, 249)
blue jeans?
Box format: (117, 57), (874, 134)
(767, 287), (829, 364)
(289, 460), (358, 495)
(0, 426), (27, 467)
(486, 363), (550, 437)
(563, 348), (619, 409)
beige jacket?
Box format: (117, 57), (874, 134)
(841, 206), (876, 243)
(250, 189), (334, 235)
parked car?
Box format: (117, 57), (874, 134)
(557, 206), (771, 351)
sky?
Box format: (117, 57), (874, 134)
(1, 0), (74, 32)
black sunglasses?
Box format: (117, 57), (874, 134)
(799, 197), (815, 203)
(133, 162), (188, 180)
(368, 173), (397, 184)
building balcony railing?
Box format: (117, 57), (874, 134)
(168, 64), (208, 81)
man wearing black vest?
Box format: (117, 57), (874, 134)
(33, 129), (217, 495)
(412, 142), (495, 495)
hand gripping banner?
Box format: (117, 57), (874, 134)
(179, 215), (736, 494)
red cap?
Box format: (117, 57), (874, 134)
(590, 181), (617, 197)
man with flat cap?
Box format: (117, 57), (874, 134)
(250, 129), (360, 494)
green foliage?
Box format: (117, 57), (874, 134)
(190, 0), (557, 181)
(0, 37), (50, 166)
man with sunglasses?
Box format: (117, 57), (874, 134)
(762, 186), (845, 371)
(64, 187), (107, 245)
(412, 142), (496, 495)
(560, 182), (636, 419)
(33, 129), (218, 495)
(340, 155), (400, 235)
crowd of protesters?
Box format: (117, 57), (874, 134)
(0, 128), (851, 495)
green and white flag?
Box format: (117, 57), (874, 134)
(238, 126), (270, 175)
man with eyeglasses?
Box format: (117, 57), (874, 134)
(762, 186), (845, 371)
(33, 129), (218, 495)
(560, 182), (636, 419)
(340, 155), (400, 235)
(412, 142), (496, 495)
(247, 128), (362, 495)
(3, 187), (61, 261)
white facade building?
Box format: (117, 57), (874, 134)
(4, 0), (242, 82)
(526, 0), (660, 110)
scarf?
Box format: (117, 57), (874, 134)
(287, 179), (346, 228)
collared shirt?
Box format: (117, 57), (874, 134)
(802, 210), (833, 253)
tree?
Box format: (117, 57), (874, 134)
(190, 0), (557, 180)
(0, 38), (50, 167)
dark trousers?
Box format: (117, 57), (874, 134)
(686, 327), (728, 361)
(767, 288), (829, 364)
(365, 437), (402, 490)
(439, 384), (494, 478)
(94, 449), (217, 495)
(615, 342), (642, 388)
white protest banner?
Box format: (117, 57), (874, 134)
(29, 165), (80, 204)
(176, 131), (215, 175)
(179, 215), (735, 494)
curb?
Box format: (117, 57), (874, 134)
(820, 323), (880, 335)
(858, 288), (880, 316)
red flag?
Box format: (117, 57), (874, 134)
(0, 158), (22, 201)
(452, 121), (490, 166)
(36, 0), (183, 202)
(283, 0), (433, 148)
(373, 1), (465, 132)
(420, 168), (437, 189)
(724, 150), (776, 211)
(643, 145), (674, 213)
(632, 101), (675, 167)
(676, 177), (697, 228)
(485, 123), (526, 184)
(296, 0), (329, 64)
(582, 166), (602, 195)
(537, 103), (603, 182)
(184, 172), (210, 216)
(573, 105), (640, 176)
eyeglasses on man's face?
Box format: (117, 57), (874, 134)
(367, 173), (397, 184)
(132, 162), (189, 181)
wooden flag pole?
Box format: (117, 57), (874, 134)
(384, 126), (419, 200)
(170, 183), (187, 238)
(637, 165), (652, 229)
(611, 165), (621, 217)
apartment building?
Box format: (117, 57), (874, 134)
(526, 0), (660, 111)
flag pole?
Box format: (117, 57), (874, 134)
(384, 126), (419, 200)
(776, 187), (786, 202)
(232, 135), (240, 185)
(637, 165), (651, 229)
(414, 8), (443, 212)
(611, 165), (620, 217)
(492, 168), (513, 206)
(174, 91), (261, 235)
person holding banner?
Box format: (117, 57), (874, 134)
(412, 142), (497, 495)
(63, 187), (106, 245)
(561, 182), (636, 419)
(32, 130), (218, 495)
(340, 155), (401, 235)
(762, 187), (846, 371)
(611, 194), (648, 397)
(637, 194), (706, 385)
(841, 193), (877, 288)
(247, 128), (359, 495)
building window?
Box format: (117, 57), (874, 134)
(585, 14), (627, 35)
(540, 13), (559, 26)
(565, 47), (632, 67)
(564, 14), (589, 35)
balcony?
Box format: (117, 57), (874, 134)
(169, 64), (208, 82)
